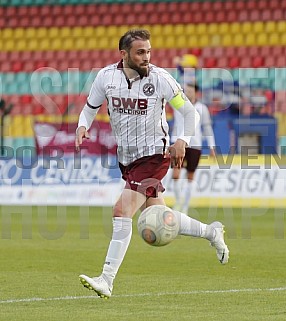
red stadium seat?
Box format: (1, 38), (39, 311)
(264, 55), (276, 68)
(238, 10), (249, 22)
(272, 9), (284, 21)
(204, 11), (215, 24)
(11, 61), (23, 73)
(252, 57), (264, 68)
(204, 57), (217, 68)
(216, 57), (228, 68)
(260, 10), (272, 21)
(248, 9), (261, 22)
(226, 10), (238, 23)
(240, 56), (252, 67)
(258, 0), (268, 10)
(276, 56), (286, 67)
(228, 57), (241, 68)
(145, 2), (156, 14)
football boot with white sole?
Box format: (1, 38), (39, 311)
(206, 221), (229, 264)
(79, 274), (112, 299)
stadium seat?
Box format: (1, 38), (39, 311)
(229, 57), (241, 68)
(252, 57), (264, 68)
(204, 57), (217, 68)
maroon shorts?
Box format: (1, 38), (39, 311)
(119, 154), (170, 198)
(184, 148), (201, 173)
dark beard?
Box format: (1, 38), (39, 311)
(126, 57), (148, 78)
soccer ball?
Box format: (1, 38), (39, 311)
(137, 205), (179, 247)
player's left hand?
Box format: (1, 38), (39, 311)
(166, 139), (186, 168)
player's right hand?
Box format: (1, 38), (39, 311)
(75, 126), (89, 152)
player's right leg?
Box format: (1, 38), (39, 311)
(79, 189), (146, 299)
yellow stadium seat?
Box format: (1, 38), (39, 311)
(62, 37), (74, 50)
(74, 37), (86, 50)
(184, 24), (196, 36)
(245, 33), (256, 46)
(5, 39), (15, 51)
(241, 22), (252, 34)
(198, 34), (209, 47)
(48, 27), (60, 39)
(162, 25), (174, 37)
(151, 25), (163, 37)
(95, 26), (106, 37)
(27, 39), (39, 51)
(253, 22), (264, 34)
(11, 116), (25, 137)
(208, 23), (219, 35)
(97, 37), (110, 50)
(233, 34), (244, 46)
(109, 36), (118, 50)
(164, 35), (175, 49)
(14, 28), (25, 39)
(50, 38), (62, 50)
(268, 33), (280, 46)
(229, 22), (241, 34)
(265, 21), (277, 33)
(218, 23), (229, 35)
(60, 27), (72, 38)
(173, 24), (185, 36)
(152, 36), (165, 49)
(277, 21), (286, 33)
(72, 26), (83, 38)
(221, 34), (232, 46)
(36, 27), (48, 39)
(186, 35), (198, 48)
(176, 34), (187, 48)
(38, 38), (51, 51)
(23, 116), (34, 136)
(280, 33), (286, 45)
(15, 39), (27, 51)
(256, 33), (268, 46)
(196, 23), (207, 35)
(2, 28), (13, 39)
(106, 26), (118, 38)
(83, 26), (95, 38)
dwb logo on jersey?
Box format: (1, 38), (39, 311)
(143, 83), (155, 96)
(112, 97), (148, 115)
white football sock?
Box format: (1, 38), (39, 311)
(173, 179), (181, 206)
(174, 210), (207, 238)
(182, 180), (193, 212)
(102, 217), (132, 287)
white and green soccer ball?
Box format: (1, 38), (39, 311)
(137, 205), (179, 247)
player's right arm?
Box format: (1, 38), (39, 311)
(75, 69), (106, 151)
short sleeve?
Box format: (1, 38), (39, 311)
(159, 68), (183, 102)
(87, 69), (106, 108)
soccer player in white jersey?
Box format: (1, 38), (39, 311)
(171, 81), (216, 213)
(75, 29), (229, 299)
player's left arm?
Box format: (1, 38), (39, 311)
(168, 92), (200, 168)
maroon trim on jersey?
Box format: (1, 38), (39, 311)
(87, 100), (101, 109)
(117, 60), (124, 69)
(119, 154), (170, 198)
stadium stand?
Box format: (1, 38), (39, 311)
(0, 0), (285, 155)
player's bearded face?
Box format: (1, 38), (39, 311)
(125, 40), (151, 77)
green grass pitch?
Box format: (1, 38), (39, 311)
(0, 205), (286, 321)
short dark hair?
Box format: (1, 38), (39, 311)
(119, 29), (150, 51)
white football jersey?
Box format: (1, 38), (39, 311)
(86, 61), (184, 165)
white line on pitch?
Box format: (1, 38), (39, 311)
(1, 287), (286, 304)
